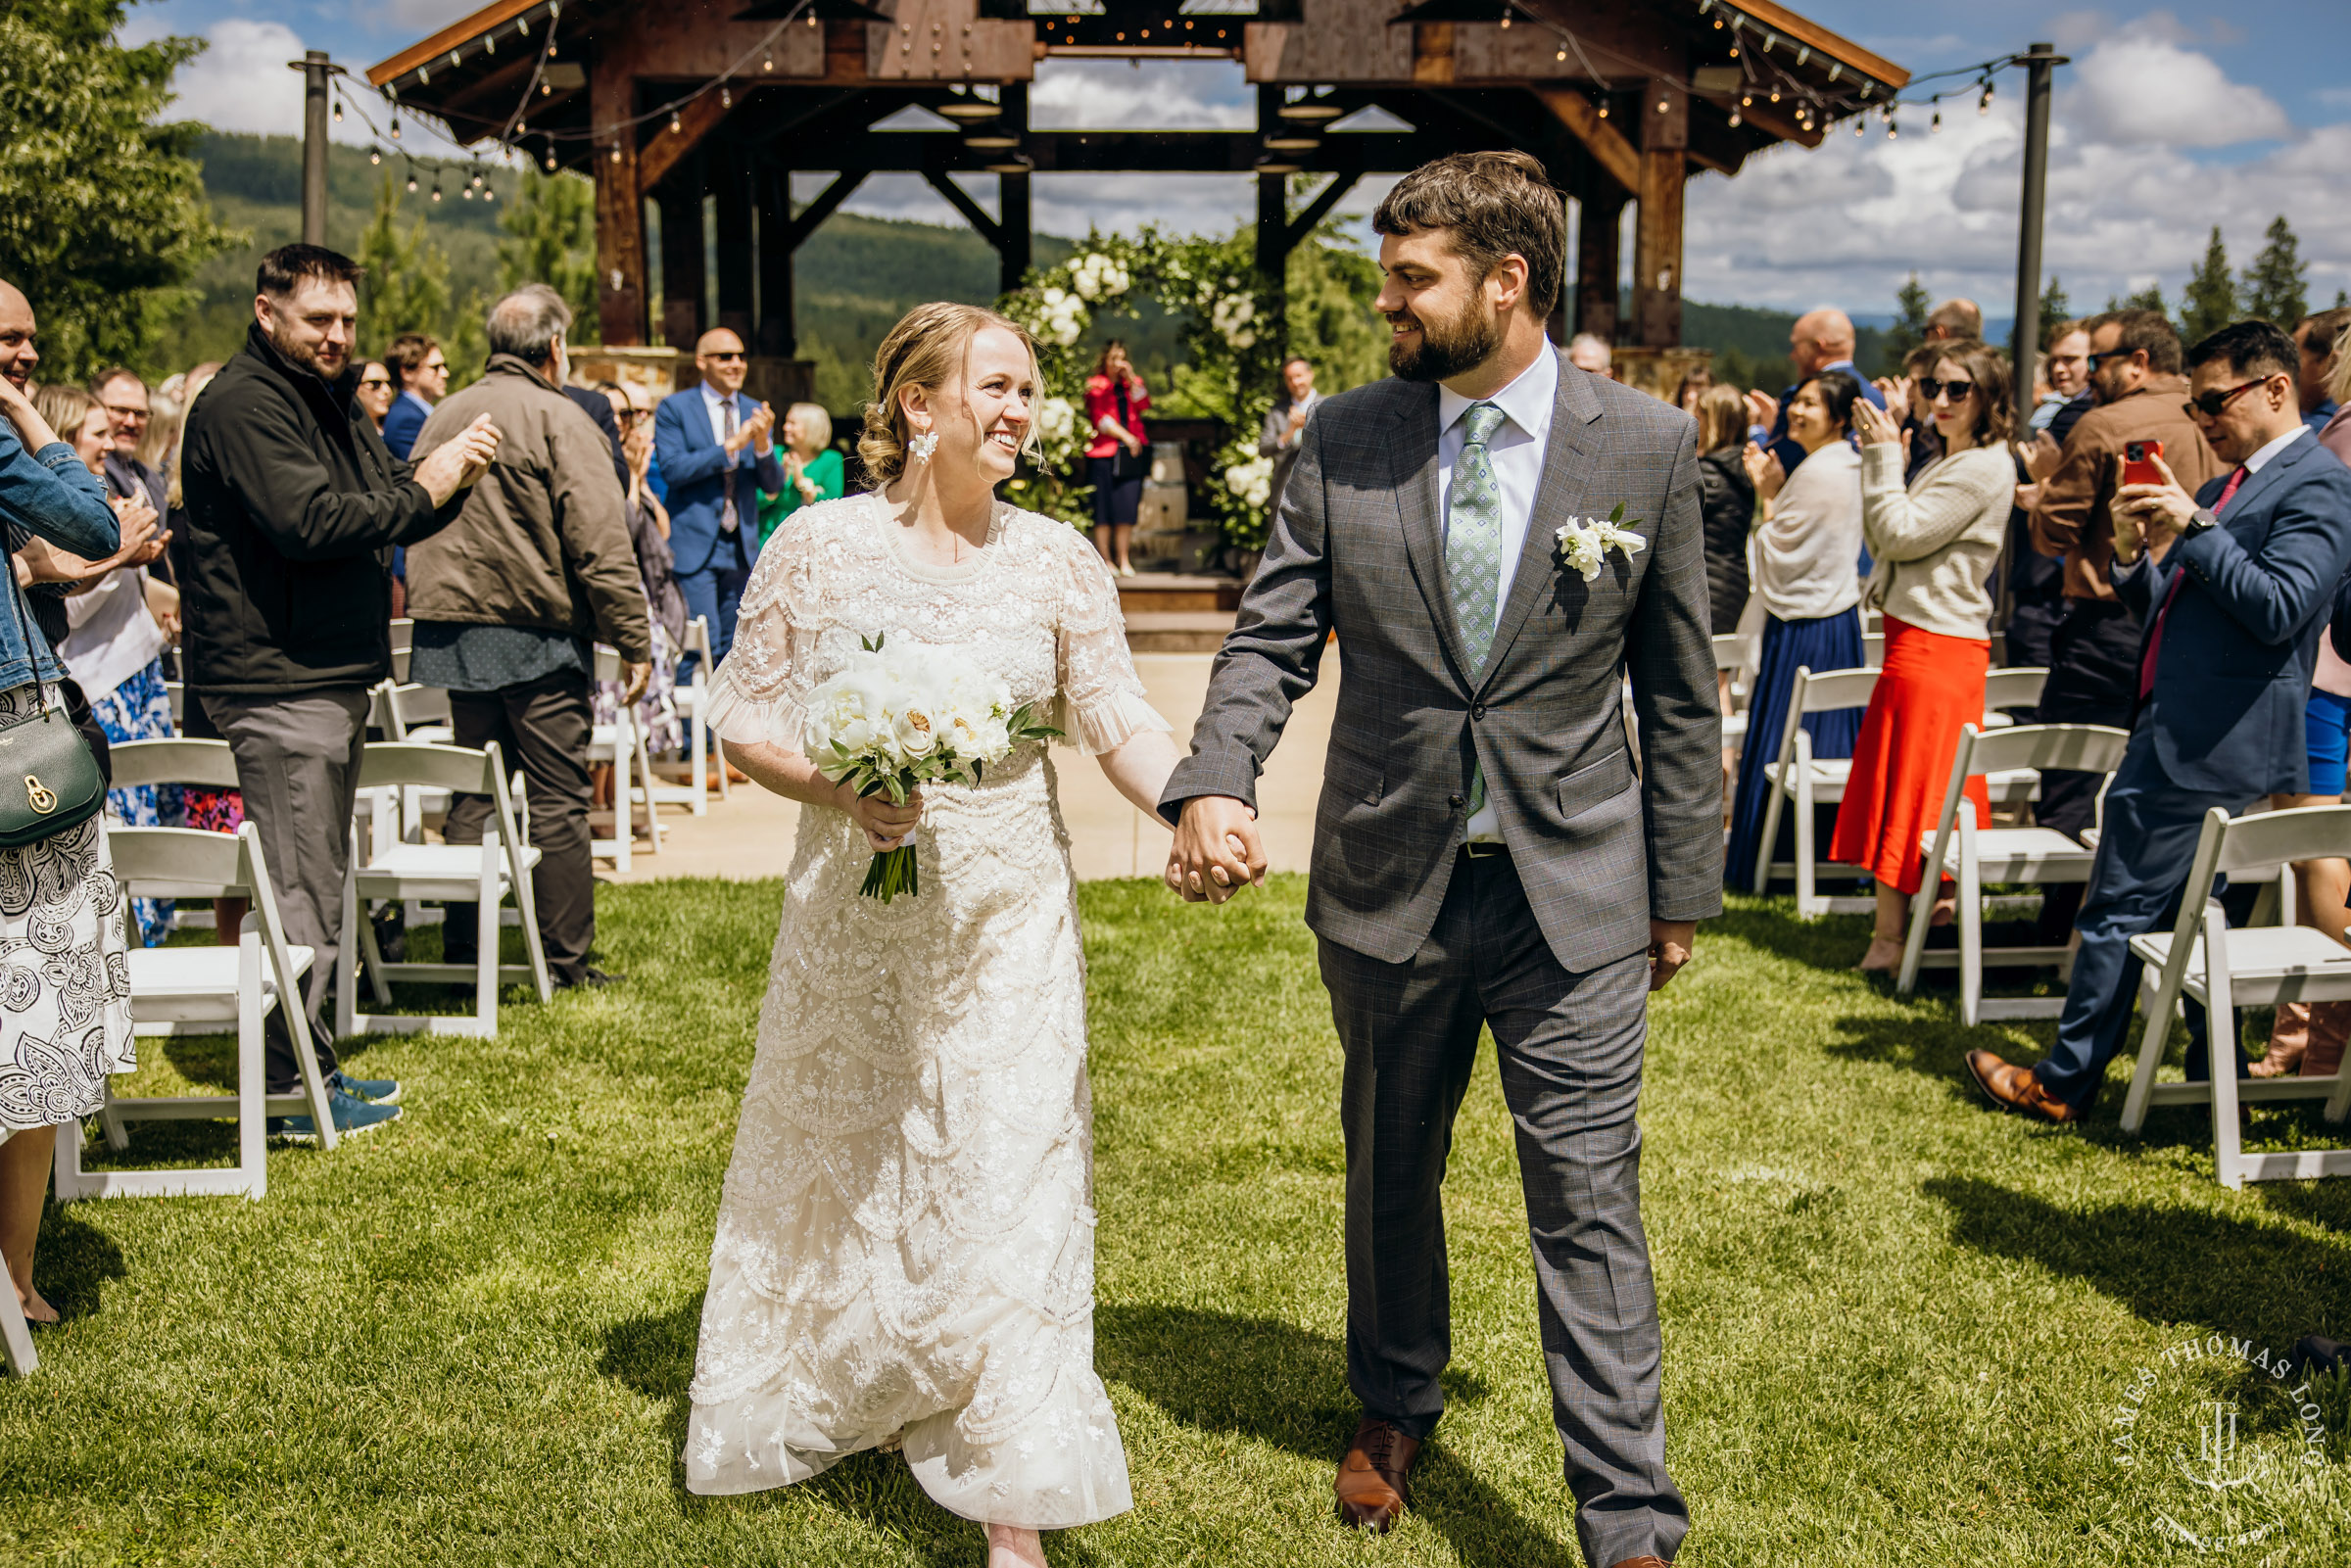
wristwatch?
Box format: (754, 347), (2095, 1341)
(2180, 509), (2217, 542)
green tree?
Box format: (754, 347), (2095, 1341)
(2240, 214), (2308, 325)
(2181, 226), (2236, 342)
(1282, 218), (1387, 397)
(357, 175), (452, 356)
(497, 169), (597, 329)
(2039, 275), (2071, 327)
(2106, 284), (2168, 315)
(1882, 273), (1931, 373)
(0, 0), (232, 378)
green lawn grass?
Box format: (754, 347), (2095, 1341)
(5, 878), (2348, 1565)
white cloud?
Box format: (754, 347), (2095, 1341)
(2068, 35), (2291, 146)
(1031, 58), (1253, 130)
(166, 19), (309, 137)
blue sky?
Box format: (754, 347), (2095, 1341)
(132, 0), (2351, 314)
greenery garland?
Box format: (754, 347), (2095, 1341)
(998, 225), (1281, 549)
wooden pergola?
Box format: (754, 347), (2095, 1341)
(369, 0), (1905, 375)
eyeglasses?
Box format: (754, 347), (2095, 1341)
(2184, 376), (2279, 420)
(101, 404), (149, 419)
(1917, 377), (1975, 404)
(358, 377), (392, 390)
(612, 407), (648, 424)
(422, 357), (447, 372)
(703, 350), (746, 362)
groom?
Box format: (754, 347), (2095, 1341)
(1161, 152), (1719, 1568)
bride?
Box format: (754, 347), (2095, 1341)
(687, 302), (1190, 1565)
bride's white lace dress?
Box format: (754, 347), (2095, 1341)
(686, 492), (1167, 1526)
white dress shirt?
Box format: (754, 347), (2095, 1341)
(2232, 422), (2309, 487)
(1436, 347), (1559, 841)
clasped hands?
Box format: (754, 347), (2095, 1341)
(1166, 795), (1697, 991)
(2111, 452), (2199, 564)
(725, 403), (778, 456)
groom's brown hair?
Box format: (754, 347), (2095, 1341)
(1371, 151), (1563, 319)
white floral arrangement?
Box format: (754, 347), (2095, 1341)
(1223, 454), (1274, 511)
(1554, 502), (1647, 582)
(1032, 285), (1087, 348)
(1035, 395), (1078, 445)
(803, 635), (1060, 902)
(1209, 292), (1259, 350)
(1069, 251), (1131, 304)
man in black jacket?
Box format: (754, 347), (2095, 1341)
(181, 244), (499, 1140)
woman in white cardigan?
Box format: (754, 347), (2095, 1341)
(1833, 342), (2018, 969)
(1726, 370), (1869, 891)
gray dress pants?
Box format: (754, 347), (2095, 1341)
(440, 670), (595, 982)
(202, 687), (369, 1092)
(1318, 850), (1689, 1568)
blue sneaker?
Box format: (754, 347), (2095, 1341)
(267, 1088), (404, 1144)
(330, 1069), (401, 1105)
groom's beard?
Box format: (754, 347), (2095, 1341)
(1387, 296), (1502, 383)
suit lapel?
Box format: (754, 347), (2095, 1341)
(1478, 355), (1605, 690)
(1392, 385), (1477, 693)
(2213, 435), (2311, 534)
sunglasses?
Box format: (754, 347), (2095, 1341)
(2085, 348), (2139, 369)
(704, 350), (746, 362)
(2184, 376), (2277, 420)
(612, 407), (648, 424)
(1917, 377), (1975, 404)
(359, 378), (392, 390)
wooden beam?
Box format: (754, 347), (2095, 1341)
(1632, 150), (1684, 348)
(1283, 169), (1360, 253)
(636, 90), (732, 195)
(755, 166), (793, 357)
(1729, 96), (1824, 151)
(922, 170), (1002, 248)
(1411, 23), (1454, 85)
(656, 176), (705, 350)
(1574, 180), (1625, 345)
(781, 170), (868, 252)
(1533, 89), (1640, 196)
(367, 0), (545, 88)
(592, 48), (647, 346)
(714, 157), (755, 342)
(1713, 0), (1909, 90)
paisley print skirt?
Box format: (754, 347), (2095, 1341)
(0, 684), (136, 1134)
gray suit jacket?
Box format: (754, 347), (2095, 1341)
(1162, 350), (1723, 971)
(1260, 393), (1318, 516)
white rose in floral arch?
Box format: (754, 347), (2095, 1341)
(1036, 396), (1078, 445)
(1224, 454), (1274, 511)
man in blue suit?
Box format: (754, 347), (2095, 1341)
(1969, 320), (2351, 1122)
(652, 328), (785, 669)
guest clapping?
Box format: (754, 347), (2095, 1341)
(1834, 344), (2016, 970)
(757, 402), (843, 549)
(1726, 370), (1866, 891)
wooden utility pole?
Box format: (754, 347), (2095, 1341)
(2009, 42), (2067, 429)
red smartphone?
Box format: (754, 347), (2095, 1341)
(2121, 440), (2165, 489)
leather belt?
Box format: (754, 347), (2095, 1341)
(1459, 840), (1508, 861)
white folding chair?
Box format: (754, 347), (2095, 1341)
(2118, 805), (2351, 1186)
(667, 615), (726, 808)
(1712, 632), (1756, 754)
(1980, 666), (2047, 733)
(1861, 633), (1885, 669)
(0, 1129), (35, 1372)
(1752, 664), (1878, 919)
(109, 738), (241, 931)
(162, 680), (185, 729)
(590, 646), (661, 869)
(1895, 724), (2131, 1023)
(388, 617), (414, 684)
(337, 742), (552, 1039)
(53, 823), (338, 1203)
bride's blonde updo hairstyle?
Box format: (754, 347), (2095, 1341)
(859, 301), (1044, 486)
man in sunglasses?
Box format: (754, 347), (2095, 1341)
(2025, 309), (2223, 901)
(652, 328), (783, 676)
(1969, 319), (2351, 1124)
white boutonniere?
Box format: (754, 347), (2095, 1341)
(1554, 501), (1647, 582)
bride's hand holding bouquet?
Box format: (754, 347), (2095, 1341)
(804, 635), (1060, 903)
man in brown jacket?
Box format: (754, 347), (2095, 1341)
(2028, 308), (2222, 864)
(408, 285), (652, 988)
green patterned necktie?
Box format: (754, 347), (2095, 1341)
(1446, 402), (1508, 827)
(1446, 401), (1509, 673)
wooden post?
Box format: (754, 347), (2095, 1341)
(755, 165), (793, 357)
(998, 83), (1032, 296)
(657, 175), (706, 350)
(1632, 78), (1687, 350)
(1575, 182), (1625, 345)
(592, 58), (647, 346)
(714, 155), (755, 343)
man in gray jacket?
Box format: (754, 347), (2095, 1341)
(408, 286), (651, 989)
(1163, 153), (1719, 1568)
(1259, 355), (1319, 517)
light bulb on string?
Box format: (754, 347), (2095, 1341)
(764, 51), (775, 71)
(368, 145), (382, 166)
(332, 98), (344, 123)
(1556, 46), (1565, 62)
(670, 111), (683, 134)
(406, 170), (417, 192)
(483, 184), (496, 203)
(544, 149), (557, 171)
(1595, 95), (1609, 119)
(390, 116), (401, 140)
(1740, 94), (1751, 107)
(1979, 82), (1993, 115)
(608, 142), (622, 164)
(1728, 110), (1742, 127)
(722, 85), (733, 108)
(462, 182), (474, 200)
(1887, 119), (1898, 140)
(430, 179), (443, 202)
(1931, 110), (1941, 133)
(1768, 89), (1779, 103)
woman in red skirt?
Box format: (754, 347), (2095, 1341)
(1837, 341), (2019, 970)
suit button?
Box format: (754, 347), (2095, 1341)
(1472, 703), (1486, 720)
(1449, 792), (1465, 809)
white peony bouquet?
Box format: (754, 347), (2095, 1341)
(1554, 501), (1647, 582)
(802, 635), (1060, 903)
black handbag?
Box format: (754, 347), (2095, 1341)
(0, 569), (106, 847)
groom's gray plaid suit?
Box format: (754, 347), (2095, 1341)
(1162, 349), (1720, 1566)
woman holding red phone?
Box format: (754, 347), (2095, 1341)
(1835, 342), (2019, 971)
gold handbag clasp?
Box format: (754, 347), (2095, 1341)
(24, 775), (55, 814)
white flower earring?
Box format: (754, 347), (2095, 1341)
(908, 429), (939, 463)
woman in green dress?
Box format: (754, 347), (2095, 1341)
(756, 403), (845, 548)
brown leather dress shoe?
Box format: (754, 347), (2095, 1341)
(1965, 1049), (2080, 1124)
(1334, 1416), (1419, 1532)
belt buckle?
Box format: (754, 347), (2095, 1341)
(1463, 840), (1505, 859)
